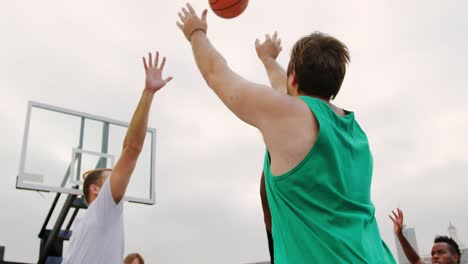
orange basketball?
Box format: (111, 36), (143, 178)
(209, 0), (249, 19)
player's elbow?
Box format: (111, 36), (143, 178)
(122, 143), (143, 157)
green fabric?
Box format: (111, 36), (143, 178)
(263, 96), (395, 264)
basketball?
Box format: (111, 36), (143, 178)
(209, 0), (249, 19)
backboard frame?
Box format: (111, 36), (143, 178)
(17, 101), (157, 205)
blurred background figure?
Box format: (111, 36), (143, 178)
(124, 253), (145, 264)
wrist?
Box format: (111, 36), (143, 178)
(189, 28), (206, 42)
(143, 88), (157, 96)
(261, 57), (276, 66)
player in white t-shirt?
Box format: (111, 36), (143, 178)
(62, 51), (173, 264)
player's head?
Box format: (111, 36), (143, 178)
(82, 168), (112, 205)
(431, 235), (461, 264)
(124, 253), (145, 264)
(286, 32), (350, 100)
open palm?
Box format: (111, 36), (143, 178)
(255, 31), (283, 63)
(143, 51), (173, 93)
(389, 208), (404, 235)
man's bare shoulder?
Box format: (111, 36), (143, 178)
(261, 95), (319, 175)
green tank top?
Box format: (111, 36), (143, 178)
(263, 96), (395, 263)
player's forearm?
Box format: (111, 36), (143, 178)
(189, 31), (250, 121)
(123, 90), (154, 153)
(262, 58), (287, 94)
(111, 90), (153, 203)
(396, 233), (423, 264)
(190, 31), (228, 86)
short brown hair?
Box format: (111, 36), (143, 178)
(287, 32), (350, 99)
(82, 168), (111, 204)
(124, 253), (145, 264)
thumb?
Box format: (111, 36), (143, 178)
(164, 76), (173, 84)
(201, 9), (208, 22)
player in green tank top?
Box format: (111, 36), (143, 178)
(177, 4), (395, 263)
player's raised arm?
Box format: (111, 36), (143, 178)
(389, 209), (425, 264)
(255, 32), (288, 94)
(110, 51), (173, 204)
(176, 4), (302, 131)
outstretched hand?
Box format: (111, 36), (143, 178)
(143, 51), (173, 93)
(176, 3), (208, 42)
(255, 31), (283, 64)
(389, 208), (404, 235)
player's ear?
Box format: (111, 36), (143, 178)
(290, 70), (297, 86)
(287, 70), (299, 95)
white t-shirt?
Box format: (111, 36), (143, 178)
(63, 178), (124, 264)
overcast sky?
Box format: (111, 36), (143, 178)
(1, 0), (468, 263)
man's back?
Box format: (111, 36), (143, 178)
(264, 97), (395, 263)
(175, 10), (394, 263)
